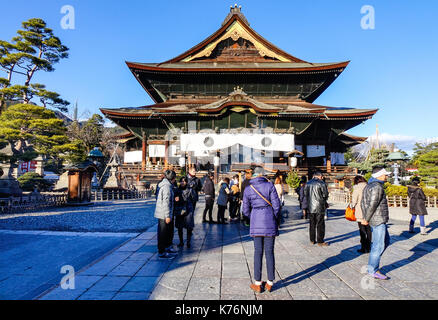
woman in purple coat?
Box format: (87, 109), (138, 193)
(242, 166), (281, 293)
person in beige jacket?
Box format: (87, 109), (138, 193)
(351, 175), (371, 253)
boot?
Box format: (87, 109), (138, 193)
(420, 227), (427, 235)
(408, 224), (414, 233)
(177, 229), (184, 247)
(187, 229), (192, 248)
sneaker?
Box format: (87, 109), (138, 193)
(262, 281), (273, 292)
(166, 247), (178, 254)
(370, 271), (388, 280)
(158, 252), (175, 259)
(317, 242), (329, 247)
(310, 241), (316, 245)
(249, 283), (262, 293)
(177, 242), (184, 248)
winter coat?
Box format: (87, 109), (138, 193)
(361, 178), (389, 227)
(242, 176), (281, 237)
(408, 186), (428, 216)
(217, 182), (230, 206)
(351, 182), (367, 221)
(240, 178), (251, 200)
(275, 184), (283, 200)
(187, 174), (202, 203)
(230, 183), (240, 202)
(154, 178), (174, 220)
(304, 178), (329, 213)
(174, 185), (195, 229)
(202, 176), (215, 199)
(298, 183), (308, 209)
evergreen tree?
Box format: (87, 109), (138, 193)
(0, 18), (69, 113)
(0, 103), (81, 163)
(348, 148), (389, 174)
(417, 149), (438, 187)
(66, 114), (106, 161)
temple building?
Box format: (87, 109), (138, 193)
(101, 5), (376, 182)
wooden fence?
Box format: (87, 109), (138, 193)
(91, 190), (151, 201)
(0, 190), (152, 214)
(0, 192), (68, 214)
(329, 190), (438, 208)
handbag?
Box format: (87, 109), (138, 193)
(345, 204), (356, 221)
(250, 185), (281, 225)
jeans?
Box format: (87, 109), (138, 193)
(203, 197), (214, 221)
(410, 215), (425, 227)
(253, 236), (276, 282)
(309, 212), (325, 243)
(368, 223), (390, 273)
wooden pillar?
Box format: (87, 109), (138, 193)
(141, 133), (147, 171)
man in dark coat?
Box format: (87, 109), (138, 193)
(361, 166), (391, 280)
(202, 171), (215, 223)
(242, 166), (281, 293)
(408, 177), (428, 235)
(304, 171), (329, 246)
(240, 168), (254, 226)
(186, 167), (203, 211)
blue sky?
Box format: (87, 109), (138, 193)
(1, 0), (437, 152)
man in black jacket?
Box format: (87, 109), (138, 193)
(202, 171), (215, 223)
(240, 168), (253, 226)
(187, 167), (203, 211)
(304, 171), (329, 246)
(361, 166), (391, 280)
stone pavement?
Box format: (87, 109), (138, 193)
(37, 195), (438, 300)
(0, 230), (137, 300)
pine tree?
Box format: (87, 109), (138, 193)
(0, 18), (69, 113)
(417, 150), (438, 187)
(0, 103), (82, 163)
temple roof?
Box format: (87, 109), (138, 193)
(126, 61), (349, 72)
(125, 6), (350, 104)
(100, 88), (377, 120)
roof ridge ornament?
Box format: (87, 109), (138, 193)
(222, 4), (249, 26)
(229, 86), (247, 100)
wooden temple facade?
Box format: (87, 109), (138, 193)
(101, 5), (376, 183)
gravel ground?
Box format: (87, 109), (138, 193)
(0, 199), (156, 233)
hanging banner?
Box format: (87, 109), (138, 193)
(330, 152), (345, 165)
(306, 145), (325, 158)
(148, 145), (165, 157)
(124, 151), (142, 163)
(180, 133), (294, 152)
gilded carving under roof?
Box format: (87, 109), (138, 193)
(182, 21), (291, 62)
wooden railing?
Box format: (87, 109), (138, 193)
(328, 190), (438, 208)
(91, 190), (152, 201)
(0, 192), (68, 214)
(329, 190), (352, 204)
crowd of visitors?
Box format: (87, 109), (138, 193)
(153, 163), (430, 289)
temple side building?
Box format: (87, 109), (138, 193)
(101, 5), (375, 184)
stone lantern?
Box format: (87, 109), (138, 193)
(386, 151), (409, 186)
(0, 144), (22, 197)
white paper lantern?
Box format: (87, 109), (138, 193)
(178, 157), (186, 167)
(290, 156), (298, 168)
(213, 156), (220, 167)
